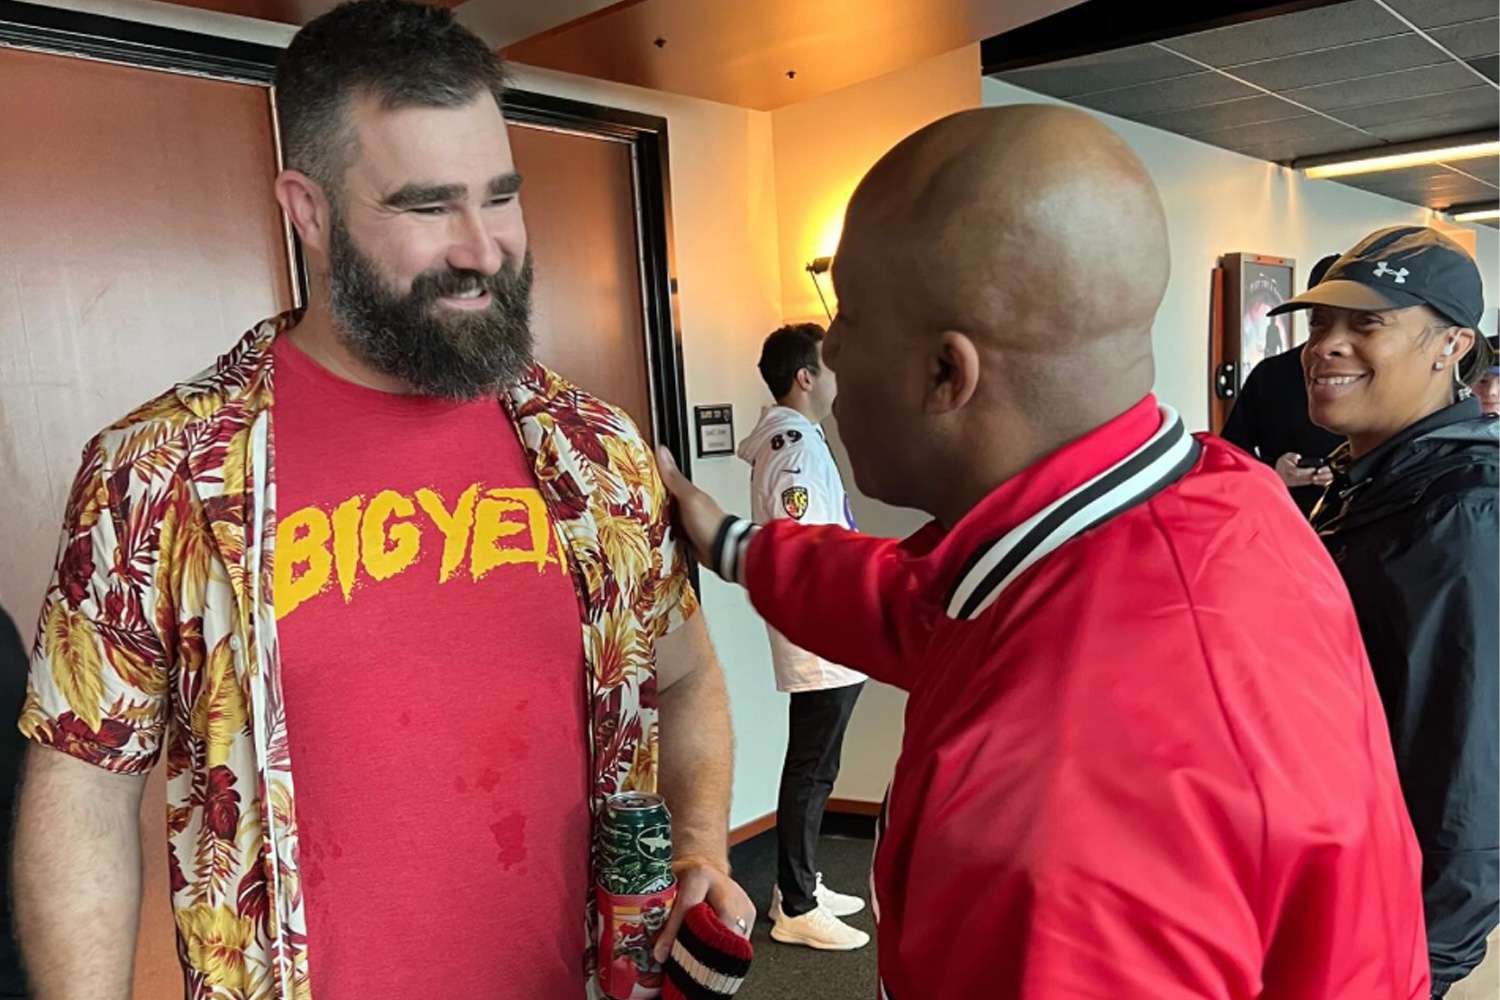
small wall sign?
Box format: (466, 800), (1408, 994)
(694, 404), (735, 458)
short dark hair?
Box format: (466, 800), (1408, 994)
(274, 0), (509, 194)
(757, 323), (825, 399)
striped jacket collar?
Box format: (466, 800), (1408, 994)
(916, 396), (1198, 622)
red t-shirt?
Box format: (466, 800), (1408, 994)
(270, 334), (589, 997)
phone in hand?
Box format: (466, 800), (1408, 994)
(1295, 455), (1328, 469)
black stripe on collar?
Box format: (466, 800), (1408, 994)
(946, 411), (1195, 621)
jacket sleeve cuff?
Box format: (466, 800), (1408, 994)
(709, 516), (759, 585)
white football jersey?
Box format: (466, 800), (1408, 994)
(737, 406), (866, 692)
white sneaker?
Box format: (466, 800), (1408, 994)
(814, 872), (866, 917)
(771, 902), (870, 950)
(770, 873), (866, 920)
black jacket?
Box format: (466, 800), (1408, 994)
(0, 607), (28, 997)
(1220, 345), (1342, 516)
(1312, 400), (1499, 992)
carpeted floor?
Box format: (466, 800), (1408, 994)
(728, 824), (878, 1000)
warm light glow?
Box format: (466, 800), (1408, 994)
(790, 189), (854, 321)
(1304, 141), (1500, 179)
(1453, 207), (1500, 223)
(815, 207), (845, 263)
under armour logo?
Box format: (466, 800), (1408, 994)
(1373, 261), (1408, 284)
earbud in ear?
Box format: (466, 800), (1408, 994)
(1444, 340), (1458, 356)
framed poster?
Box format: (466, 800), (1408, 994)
(1223, 252), (1296, 390)
(1210, 253), (1296, 433)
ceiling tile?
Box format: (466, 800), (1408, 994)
(1136, 95), (1302, 134)
(1198, 114), (1377, 148)
(1431, 177), (1500, 205)
(1428, 18), (1499, 59)
(1381, 0), (1497, 30)
(994, 45), (1199, 99)
(1213, 132), (1379, 164)
(1071, 71), (1257, 117)
(1337, 180), (1436, 207)
(1467, 56), (1499, 82)
(1354, 170), (1495, 202)
(1337, 163), (1471, 193)
(1336, 84), (1498, 128)
(1453, 156), (1500, 185)
(1166, 1), (1405, 65)
(1368, 110), (1500, 140)
(1282, 62), (1482, 112)
(1223, 33), (1450, 91)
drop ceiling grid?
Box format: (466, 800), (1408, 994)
(991, 0), (1498, 220)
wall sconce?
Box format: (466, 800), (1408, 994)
(806, 256), (833, 321)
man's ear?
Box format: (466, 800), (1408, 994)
(274, 169), (334, 256)
(796, 366), (817, 393)
(924, 331), (980, 414)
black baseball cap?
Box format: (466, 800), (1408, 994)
(1268, 225), (1484, 330)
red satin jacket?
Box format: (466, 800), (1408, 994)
(743, 396), (1428, 999)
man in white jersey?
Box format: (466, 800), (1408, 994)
(736, 323), (869, 951)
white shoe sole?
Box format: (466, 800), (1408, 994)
(770, 921), (870, 951)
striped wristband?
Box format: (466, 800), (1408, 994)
(664, 902), (753, 1000)
(709, 516), (758, 585)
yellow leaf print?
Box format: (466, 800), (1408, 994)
(192, 639), (248, 768)
(171, 501), (214, 611)
(17, 692), (49, 736)
(595, 511), (650, 585)
(175, 902), (256, 991)
(219, 425), (251, 498)
(73, 475), (108, 536)
(624, 718), (659, 794)
(103, 642), (167, 698)
(46, 604), (106, 732)
(587, 610), (639, 691)
(602, 434), (651, 495)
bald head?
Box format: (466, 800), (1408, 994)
(844, 106), (1166, 389)
(825, 105), (1171, 522)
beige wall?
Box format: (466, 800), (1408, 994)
(767, 46), (983, 804)
(771, 45), (982, 323)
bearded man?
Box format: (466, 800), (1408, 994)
(11, 3), (751, 997)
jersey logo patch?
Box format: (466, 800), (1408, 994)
(781, 486), (810, 520)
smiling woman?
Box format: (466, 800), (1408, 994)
(1273, 224), (1500, 995)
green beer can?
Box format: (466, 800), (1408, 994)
(598, 792), (677, 998)
(598, 791), (675, 895)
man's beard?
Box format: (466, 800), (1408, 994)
(327, 215), (535, 400)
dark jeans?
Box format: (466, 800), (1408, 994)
(776, 682), (864, 917)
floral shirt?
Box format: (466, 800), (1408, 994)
(21, 315), (699, 999)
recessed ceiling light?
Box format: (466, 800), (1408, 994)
(1301, 140), (1500, 179)
(1452, 207), (1500, 223)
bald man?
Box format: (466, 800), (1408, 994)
(659, 106), (1427, 998)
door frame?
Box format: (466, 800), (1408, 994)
(0, 0), (694, 475)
